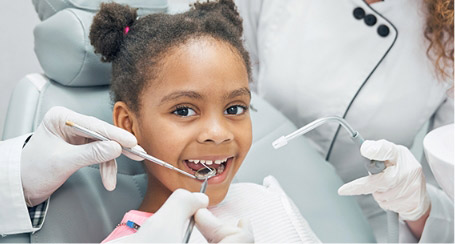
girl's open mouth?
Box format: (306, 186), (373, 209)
(183, 157), (233, 182)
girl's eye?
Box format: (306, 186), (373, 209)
(173, 107), (196, 117)
(225, 105), (247, 115)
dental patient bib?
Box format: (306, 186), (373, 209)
(207, 176), (321, 243)
(103, 176), (321, 243)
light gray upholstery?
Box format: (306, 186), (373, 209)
(32, 0), (168, 21)
(34, 8), (112, 87)
(1, 1), (376, 242)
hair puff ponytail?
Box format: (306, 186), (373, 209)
(89, 2), (138, 62)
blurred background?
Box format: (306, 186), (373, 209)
(0, 1), (42, 139)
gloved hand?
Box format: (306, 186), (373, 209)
(108, 189), (209, 243)
(338, 139), (431, 221)
(195, 208), (254, 243)
(21, 106), (143, 206)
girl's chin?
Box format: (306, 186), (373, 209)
(206, 189), (229, 206)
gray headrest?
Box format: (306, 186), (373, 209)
(33, 0), (168, 21)
(33, 1), (168, 87)
(34, 9), (110, 86)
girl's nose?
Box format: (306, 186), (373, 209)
(197, 116), (234, 144)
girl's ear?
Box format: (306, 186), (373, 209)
(113, 101), (138, 136)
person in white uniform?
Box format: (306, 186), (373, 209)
(0, 107), (251, 242)
(235, 0), (453, 242)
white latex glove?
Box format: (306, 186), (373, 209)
(21, 106), (143, 206)
(108, 189), (209, 243)
(195, 208), (254, 243)
(338, 139), (431, 221)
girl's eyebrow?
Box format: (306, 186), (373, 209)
(226, 87), (251, 100)
(160, 91), (203, 104)
(160, 87), (251, 104)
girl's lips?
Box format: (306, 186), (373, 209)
(182, 157), (234, 184)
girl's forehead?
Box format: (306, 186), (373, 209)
(142, 69), (249, 107)
(160, 37), (246, 71)
(145, 38), (249, 93)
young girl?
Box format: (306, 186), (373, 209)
(89, 1), (320, 242)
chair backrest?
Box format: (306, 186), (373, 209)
(1, 1), (375, 242)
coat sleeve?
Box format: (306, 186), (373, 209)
(419, 184), (454, 242)
(234, 0), (263, 92)
(0, 134), (39, 235)
(418, 95), (454, 193)
(397, 184), (454, 243)
(429, 96), (454, 130)
(399, 96), (454, 242)
(417, 96), (454, 242)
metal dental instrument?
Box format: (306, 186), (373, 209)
(194, 166), (217, 180)
(66, 121), (228, 241)
(182, 164), (216, 243)
(272, 116), (386, 174)
(65, 120), (196, 179)
(272, 116), (398, 243)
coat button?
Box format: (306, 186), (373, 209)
(377, 24), (390, 37)
(353, 7), (365, 19)
(364, 14), (377, 26)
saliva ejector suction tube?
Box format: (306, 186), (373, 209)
(272, 116), (398, 243)
(272, 116), (386, 174)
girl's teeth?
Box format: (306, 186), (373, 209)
(188, 157), (229, 165)
(216, 163), (225, 174)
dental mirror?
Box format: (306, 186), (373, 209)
(183, 164), (215, 243)
(194, 167), (216, 180)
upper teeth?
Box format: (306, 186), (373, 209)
(188, 158), (228, 165)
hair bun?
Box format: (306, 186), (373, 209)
(89, 2), (137, 62)
(192, 0), (243, 35)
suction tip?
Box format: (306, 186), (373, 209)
(272, 136), (288, 149)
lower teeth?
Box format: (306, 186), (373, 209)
(216, 163), (225, 174)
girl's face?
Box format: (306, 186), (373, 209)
(114, 37), (252, 209)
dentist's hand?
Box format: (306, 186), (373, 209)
(21, 106), (142, 206)
(107, 189), (209, 243)
(338, 139), (431, 221)
(195, 208), (254, 243)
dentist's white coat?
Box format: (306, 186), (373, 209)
(0, 135), (38, 235)
(235, 0), (453, 242)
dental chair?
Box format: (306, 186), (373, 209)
(1, 0), (375, 242)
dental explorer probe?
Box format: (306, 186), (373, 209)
(65, 120), (197, 179)
(182, 166), (216, 243)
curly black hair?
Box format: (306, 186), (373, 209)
(89, 0), (251, 113)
